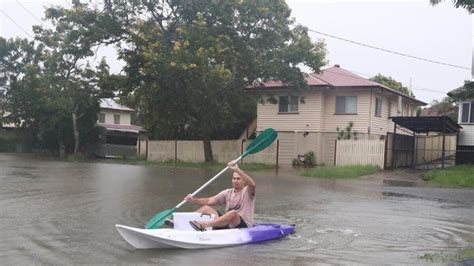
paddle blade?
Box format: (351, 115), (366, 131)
(244, 128), (277, 156)
(144, 208), (176, 229)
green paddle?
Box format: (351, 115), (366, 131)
(144, 128), (277, 229)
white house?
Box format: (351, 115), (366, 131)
(92, 99), (145, 158)
(448, 85), (474, 164)
(248, 65), (426, 165)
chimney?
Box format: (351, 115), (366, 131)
(334, 64), (340, 68)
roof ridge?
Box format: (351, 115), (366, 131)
(307, 72), (330, 85)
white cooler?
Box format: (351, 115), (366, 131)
(172, 212), (215, 231)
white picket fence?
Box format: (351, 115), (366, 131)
(335, 140), (386, 169)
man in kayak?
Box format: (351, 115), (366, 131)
(185, 160), (255, 231)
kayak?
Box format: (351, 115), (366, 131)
(115, 223), (295, 249)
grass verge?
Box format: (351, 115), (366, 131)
(102, 157), (276, 171)
(300, 165), (380, 178)
(422, 165), (474, 188)
(418, 247), (474, 263)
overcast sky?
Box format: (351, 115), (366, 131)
(1, 0), (472, 104)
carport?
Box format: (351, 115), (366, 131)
(390, 116), (461, 168)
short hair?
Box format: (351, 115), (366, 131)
(232, 172), (241, 178)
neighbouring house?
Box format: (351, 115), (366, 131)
(448, 85), (474, 164)
(91, 99), (145, 158)
(248, 65), (427, 165)
(420, 107), (439, 117)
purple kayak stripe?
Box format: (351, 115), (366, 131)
(247, 224), (295, 243)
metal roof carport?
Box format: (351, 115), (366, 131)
(390, 116), (462, 168)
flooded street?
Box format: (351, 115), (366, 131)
(1, 153), (473, 265)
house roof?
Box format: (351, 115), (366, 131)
(250, 65), (426, 105)
(100, 99), (135, 112)
(390, 116), (461, 134)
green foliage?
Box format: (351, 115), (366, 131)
(292, 151), (315, 167)
(336, 122), (358, 140)
(65, 0), (326, 161)
(418, 247), (474, 263)
(0, 5), (116, 155)
(428, 97), (458, 121)
(112, 159), (275, 171)
(370, 74), (414, 97)
(422, 165), (474, 187)
(448, 80), (474, 101)
(0, 135), (18, 152)
(300, 165), (380, 178)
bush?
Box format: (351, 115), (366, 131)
(293, 151), (315, 167)
(0, 135), (18, 152)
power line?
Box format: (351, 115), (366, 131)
(308, 28), (470, 71)
(15, 0), (46, 27)
(341, 68), (448, 95)
(0, 9), (34, 38)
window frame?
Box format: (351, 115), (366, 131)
(278, 95), (299, 114)
(375, 97), (382, 117)
(460, 101), (474, 124)
(114, 114), (120, 125)
(335, 95), (357, 115)
(99, 113), (106, 123)
(387, 101), (392, 119)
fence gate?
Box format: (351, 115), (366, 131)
(386, 132), (414, 168)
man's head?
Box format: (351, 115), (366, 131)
(232, 172), (245, 190)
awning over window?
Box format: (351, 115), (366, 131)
(390, 116), (461, 134)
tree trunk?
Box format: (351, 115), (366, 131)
(203, 133), (213, 163)
(72, 111), (80, 155)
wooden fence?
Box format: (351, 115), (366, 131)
(415, 135), (456, 165)
(335, 139), (386, 169)
(335, 134), (457, 169)
(139, 139), (278, 165)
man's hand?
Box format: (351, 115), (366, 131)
(184, 194), (194, 203)
(228, 160), (240, 171)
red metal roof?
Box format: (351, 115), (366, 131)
(314, 66), (382, 87)
(250, 65), (426, 105)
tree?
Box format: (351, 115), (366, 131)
(30, 6), (115, 154)
(0, 37), (45, 145)
(370, 74), (415, 97)
(448, 80), (474, 101)
(0, 11), (115, 155)
(60, 0), (327, 162)
(429, 97), (458, 121)
(430, 0), (473, 13)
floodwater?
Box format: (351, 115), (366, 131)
(0, 153), (473, 265)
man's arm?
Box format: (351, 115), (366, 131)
(184, 194), (220, 206)
(229, 161), (256, 197)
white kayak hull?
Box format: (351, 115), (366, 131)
(115, 223), (295, 249)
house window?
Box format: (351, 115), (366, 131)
(375, 97), (382, 117)
(114, 114), (120, 124)
(99, 113), (105, 123)
(388, 102), (392, 119)
(461, 102), (474, 123)
(278, 96), (299, 113)
(336, 96), (357, 114)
